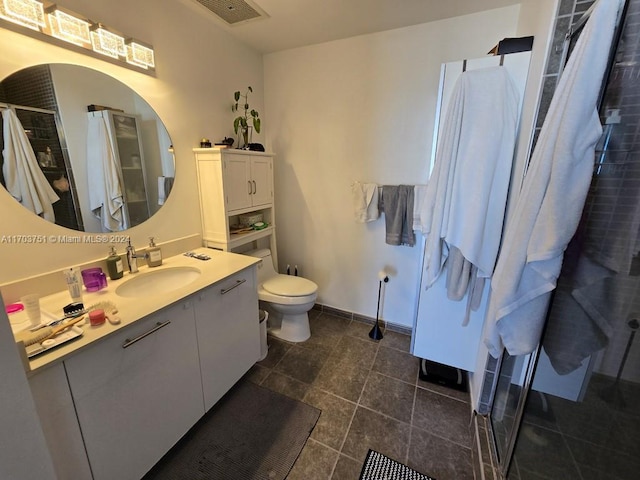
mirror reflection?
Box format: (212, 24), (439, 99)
(0, 64), (174, 232)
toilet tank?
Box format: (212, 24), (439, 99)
(246, 248), (278, 282)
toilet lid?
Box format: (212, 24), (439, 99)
(263, 274), (317, 297)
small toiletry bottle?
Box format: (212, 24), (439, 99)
(106, 246), (124, 280)
(146, 237), (162, 267)
(64, 267), (83, 302)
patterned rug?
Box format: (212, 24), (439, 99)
(359, 450), (436, 480)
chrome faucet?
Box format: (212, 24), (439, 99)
(126, 239), (141, 273)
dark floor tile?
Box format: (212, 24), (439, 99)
(566, 435), (640, 480)
(313, 356), (371, 402)
(512, 425), (581, 479)
(331, 335), (379, 368)
(331, 454), (363, 480)
(287, 439), (339, 480)
(261, 371), (309, 401)
(344, 319), (377, 339)
(408, 427), (474, 480)
(373, 346), (419, 384)
(413, 388), (471, 448)
(257, 336), (292, 368)
(379, 329), (412, 352)
(273, 343), (331, 384)
(244, 363), (269, 384)
(360, 372), (415, 424)
(306, 314), (351, 349)
(341, 407), (410, 463)
(417, 378), (471, 404)
(304, 388), (356, 450)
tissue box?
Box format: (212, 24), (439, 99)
(238, 213), (263, 227)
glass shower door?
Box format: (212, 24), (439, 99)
(492, 1), (640, 477)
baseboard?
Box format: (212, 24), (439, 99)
(312, 303), (413, 336)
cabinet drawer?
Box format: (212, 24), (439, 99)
(64, 302), (203, 480)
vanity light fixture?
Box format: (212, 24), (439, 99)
(46, 5), (90, 46)
(0, 1), (155, 74)
(125, 39), (155, 70)
(90, 23), (125, 59)
(0, 0), (45, 31)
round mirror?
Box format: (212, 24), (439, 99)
(0, 64), (174, 232)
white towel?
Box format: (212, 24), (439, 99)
(2, 109), (59, 221)
(412, 185), (428, 231)
(418, 66), (519, 287)
(351, 181), (379, 222)
(485, 0), (623, 357)
(158, 176), (166, 205)
(87, 114), (127, 232)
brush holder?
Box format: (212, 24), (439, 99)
(81, 268), (108, 292)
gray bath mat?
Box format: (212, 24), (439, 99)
(359, 449), (436, 480)
(144, 379), (320, 479)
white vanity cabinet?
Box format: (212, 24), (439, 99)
(64, 301), (203, 480)
(28, 363), (92, 480)
(194, 148), (277, 260)
(195, 267), (260, 410)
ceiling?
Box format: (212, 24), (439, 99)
(188, 0), (523, 54)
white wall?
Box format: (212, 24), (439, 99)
(0, 0), (264, 285)
(264, 6), (522, 328)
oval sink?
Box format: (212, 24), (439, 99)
(115, 266), (201, 298)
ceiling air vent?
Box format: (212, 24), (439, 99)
(194, 0), (269, 25)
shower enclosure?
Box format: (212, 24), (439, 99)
(489, 0), (640, 478)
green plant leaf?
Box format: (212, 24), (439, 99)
(234, 91), (240, 101)
(233, 116), (241, 134)
(253, 118), (261, 133)
(248, 86), (253, 92)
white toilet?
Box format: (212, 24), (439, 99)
(247, 248), (318, 342)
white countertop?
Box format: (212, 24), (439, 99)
(14, 248), (259, 374)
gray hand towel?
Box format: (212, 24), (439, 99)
(381, 185), (415, 247)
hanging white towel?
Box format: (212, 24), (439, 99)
(418, 66), (520, 288)
(87, 114), (127, 232)
(485, 0), (624, 357)
(412, 185), (428, 232)
(158, 176), (166, 205)
(351, 181), (379, 222)
(2, 109), (59, 221)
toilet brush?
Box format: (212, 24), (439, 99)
(369, 270), (389, 341)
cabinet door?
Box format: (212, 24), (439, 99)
(224, 155), (252, 211)
(250, 157), (273, 207)
(28, 363), (92, 480)
(195, 268), (260, 411)
(64, 302), (203, 480)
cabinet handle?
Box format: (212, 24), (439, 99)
(248, 181), (252, 195)
(221, 278), (246, 295)
(252, 180), (257, 194)
(122, 321), (171, 348)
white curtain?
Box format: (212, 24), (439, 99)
(2, 109), (59, 221)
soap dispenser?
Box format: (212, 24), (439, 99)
(106, 246), (124, 280)
(146, 237), (162, 267)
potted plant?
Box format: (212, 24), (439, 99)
(232, 86), (261, 149)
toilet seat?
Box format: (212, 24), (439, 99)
(262, 274), (317, 297)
